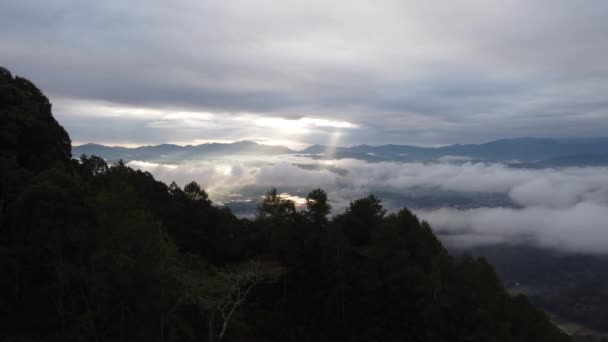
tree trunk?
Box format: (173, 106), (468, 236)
(160, 312), (164, 342)
(208, 314), (214, 342)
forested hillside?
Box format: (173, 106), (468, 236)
(0, 67), (570, 341)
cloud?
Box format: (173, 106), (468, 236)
(2, 0), (608, 146)
(126, 159), (257, 198)
(508, 172), (608, 208)
(126, 155), (608, 253)
(57, 98), (355, 149)
(418, 203), (608, 254)
(255, 162), (337, 187)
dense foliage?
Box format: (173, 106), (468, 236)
(0, 67), (571, 341)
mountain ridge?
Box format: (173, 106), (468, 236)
(74, 137), (608, 164)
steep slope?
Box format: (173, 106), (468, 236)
(0, 66), (71, 171)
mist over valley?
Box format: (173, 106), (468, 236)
(4, 0), (608, 339)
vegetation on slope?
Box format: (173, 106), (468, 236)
(0, 67), (570, 341)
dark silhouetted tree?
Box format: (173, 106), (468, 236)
(305, 188), (331, 224)
(184, 181), (210, 203)
(339, 194), (386, 245)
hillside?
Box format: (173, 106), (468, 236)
(0, 67), (571, 341)
(462, 245), (608, 337)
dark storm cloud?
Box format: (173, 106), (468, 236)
(2, 0), (608, 146)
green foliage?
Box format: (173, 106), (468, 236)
(0, 67), (571, 342)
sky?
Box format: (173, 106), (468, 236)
(2, 0), (608, 148)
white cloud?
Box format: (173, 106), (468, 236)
(126, 155), (608, 253)
(418, 202), (608, 254)
(126, 159), (256, 199)
(255, 162), (337, 187)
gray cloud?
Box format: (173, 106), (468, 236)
(2, 0), (608, 146)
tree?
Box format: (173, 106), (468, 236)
(257, 187), (296, 222)
(168, 181), (183, 195)
(79, 154), (109, 177)
(178, 259), (281, 342)
(339, 194), (386, 245)
(184, 181), (210, 203)
(305, 188), (331, 224)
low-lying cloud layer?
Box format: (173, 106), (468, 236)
(127, 156), (608, 254)
(419, 203), (608, 254)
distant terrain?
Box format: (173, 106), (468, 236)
(73, 140), (293, 163)
(74, 137), (608, 167)
(459, 245), (608, 341)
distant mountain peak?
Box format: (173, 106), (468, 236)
(231, 140), (258, 146)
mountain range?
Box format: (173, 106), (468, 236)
(74, 140), (293, 162)
(74, 137), (608, 166)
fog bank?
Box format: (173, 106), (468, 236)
(128, 157), (608, 254)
